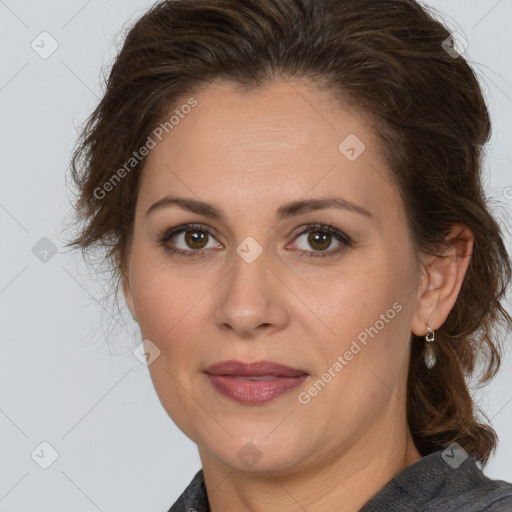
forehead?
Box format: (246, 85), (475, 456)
(137, 79), (397, 223)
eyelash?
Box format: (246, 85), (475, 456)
(158, 223), (352, 259)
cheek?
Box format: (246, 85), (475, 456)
(131, 266), (208, 433)
(315, 264), (399, 331)
(145, 356), (202, 443)
(129, 244), (204, 337)
(307, 255), (412, 378)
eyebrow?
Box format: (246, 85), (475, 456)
(145, 194), (373, 220)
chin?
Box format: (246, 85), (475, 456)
(210, 438), (308, 475)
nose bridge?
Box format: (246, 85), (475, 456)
(214, 237), (285, 333)
(229, 223), (271, 286)
(227, 239), (271, 307)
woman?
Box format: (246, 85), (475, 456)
(66, 0), (512, 510)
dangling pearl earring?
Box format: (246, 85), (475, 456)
(424, 323), (436, 369)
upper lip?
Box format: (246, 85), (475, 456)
(204, 360), (308, 377)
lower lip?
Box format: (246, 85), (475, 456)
(205, 374), (308, 404)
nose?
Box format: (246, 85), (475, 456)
(213, 248), (290, 338)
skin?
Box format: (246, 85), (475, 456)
(122, 79), (473, 512)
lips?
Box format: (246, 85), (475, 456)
(204, 359), (308, 378)
(203, 360), (309, 404)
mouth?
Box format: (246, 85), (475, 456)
(204, 360), (309, 404)
(204, 359), (308, 377)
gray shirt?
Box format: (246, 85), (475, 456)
(167, 449), (512, 511)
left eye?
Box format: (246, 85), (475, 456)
(293, 228), (339, 252)
(288, 224), (351, 258)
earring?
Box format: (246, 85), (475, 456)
(424, 323), (436, 369)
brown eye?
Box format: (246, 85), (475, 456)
(160, 224), (223, 257)
(290, 224), (352, 259)
(306, 231), (332, 251)
(184, 229), (209, 249)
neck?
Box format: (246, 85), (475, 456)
(199, 425), (422, 512)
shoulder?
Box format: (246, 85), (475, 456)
(465, 484), (512, 511)
(436, 454), (512, 512)
(353, 448), (512, 512)
(481, 494), (512, 511)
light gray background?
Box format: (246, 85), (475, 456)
(1, 1), (511, 510)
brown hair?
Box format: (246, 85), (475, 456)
(65, 0), (512, 466)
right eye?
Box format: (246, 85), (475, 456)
(159, 223), (223, 258)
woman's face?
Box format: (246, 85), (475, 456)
(123, 79), (426, 473)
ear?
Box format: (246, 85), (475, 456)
(411, 223), (474, 336)
(122, 273), (137, 322)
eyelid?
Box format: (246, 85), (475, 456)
(291, 223), (351, 243)
(160, 223), (222, 242)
